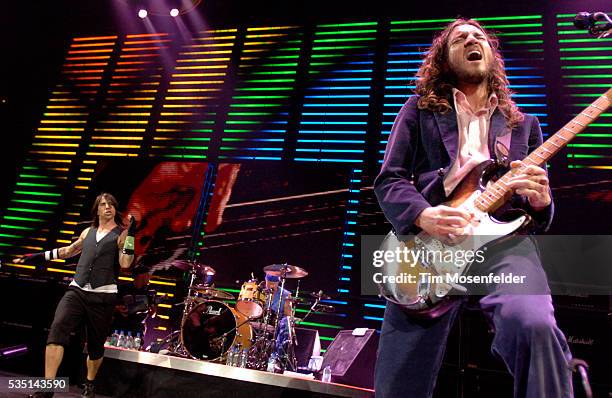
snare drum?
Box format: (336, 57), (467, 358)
(181, 300), (252, 360)
(236, 280), (266, 318)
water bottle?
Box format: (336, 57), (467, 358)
(266, 353), (278, 373)
(238, 348), (248, 368)
(117, 331), (126, 348)
(126, 332), (134, 349)
(225, 345), (236, 366)
(134, 332), (142, 351)
(231, 344), (242, 367)
(321, 365), (332, 383)
(110, 330), (119, 347)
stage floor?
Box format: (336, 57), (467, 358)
(98, 346), (374, 398)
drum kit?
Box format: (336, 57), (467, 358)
(153, 259), (333, 374)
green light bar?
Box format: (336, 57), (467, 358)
(160, 154), (207, 159)
(297, 321), (342, 329)
(566, 83), (612, 88)
(11, 199), (59, 205)
(560, 47), (612, 52)
(14, 191), (61, 197)
(16, 182), (57, 188)
(242, 79), (295, 83)
(4, 216), (44, 222)
(568, 154), (605, 159)
(318, 22), (377, 28)
(563, 74), (612, 78)
(0, 233), (23, 238)
(568, 144), (612, 148)
(316, 30), (377, 35)
(313, 37), (375, 43)
(0, 224), (35, 231)
(562, 65), (612, 69)
(7, 207), (53, 214)
(559, 38), (612, 43)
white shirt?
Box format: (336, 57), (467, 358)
(443, 88), (498, 195)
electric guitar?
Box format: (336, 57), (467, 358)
(377, 88), (612, 318)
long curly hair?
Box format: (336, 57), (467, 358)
(415, 18), (523, 128)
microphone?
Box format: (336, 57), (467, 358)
(574, 12), (612, 37)
(574, 12), (594, 30)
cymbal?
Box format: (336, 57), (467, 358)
(305, 290), (331, 300)
(192, 285), (234, 300)
(171, 260), (216, 275)
(263, 263), (308, 279)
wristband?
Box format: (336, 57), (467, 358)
(122, 235), (135, 255)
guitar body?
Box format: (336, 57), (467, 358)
(377, 160), (532, 318)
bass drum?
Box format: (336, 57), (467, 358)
(181, 300), (252, 360)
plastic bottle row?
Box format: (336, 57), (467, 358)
(225, 343), (248, 368)
(106, 330), (143, 350)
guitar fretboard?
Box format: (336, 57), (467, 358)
(474, 87), (612, 213)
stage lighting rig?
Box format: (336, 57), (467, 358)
(121, 0), (203, 18)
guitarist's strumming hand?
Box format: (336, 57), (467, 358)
(414, 205), (473, 244)
(507, 160), (551, 211)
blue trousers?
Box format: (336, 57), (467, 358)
(374, 238), (573, 398)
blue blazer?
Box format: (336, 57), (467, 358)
(374, 95), (554, 235)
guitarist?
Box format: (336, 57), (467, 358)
(373, 19), (572, 398)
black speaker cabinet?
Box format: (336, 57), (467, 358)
(321, 329), (379, 389)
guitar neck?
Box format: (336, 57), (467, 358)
(474, 87), (612, 214)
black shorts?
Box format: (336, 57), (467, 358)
(47, 287), (117, 360)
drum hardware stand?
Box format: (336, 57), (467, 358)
(154, 261), (204, 358)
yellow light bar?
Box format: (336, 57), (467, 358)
(4, 263), (36, 270)
(85, 152), (138, 157)
(40, 120), (87, 124)
(122, 46), (168, 52)
(47, 267), (75, 274)
(32, 143), (79, 147)
(93, 128), (145, 132)
(90, 144), (141, 149)
(165, 96), (214, 100)
(126, 33), (169, 39)
(149, 280), (177, 286)
(124, 39), (171, 45)
(119, 53), (160, 59)
(34, 135), (82, 140)
(64, 62), (108, 67)
(247, 25), (298, 31)
(74, 35), (118, 41)
(68, 49), (113, 54)
(37, 128), (85, 132)
(202, 28), (237, 33)
(29, 150), (77, 155)
(62, 69), (105, 74)
(171, 73), (226, 77)
(71, 42), (115, 48)
(66, 56), (111, 61)
(167, 88), (221, 92)
(170, 80), (224, 85)
(91, 136), (143, 140)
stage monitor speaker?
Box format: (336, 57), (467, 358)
(321, 329), (379, 389)
(294, 327), (321, 370)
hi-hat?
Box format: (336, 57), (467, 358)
(171, 260), (216, 275)
(305, 290), (331, 300)
(263, 263), (308, 279)
(191, 285), (234, 300)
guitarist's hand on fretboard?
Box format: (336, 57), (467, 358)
(414, 205), (473, 242)
(507, 160), (551, 211)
